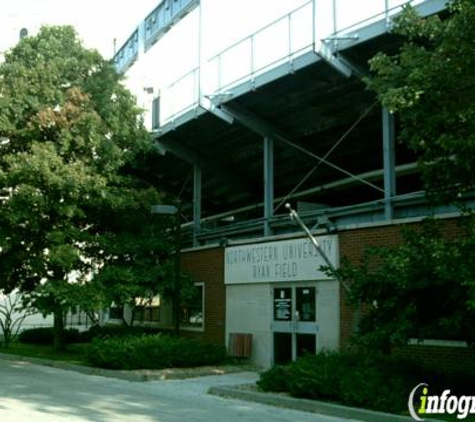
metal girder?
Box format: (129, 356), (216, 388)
(382, 108), (396, 220)
(155, 139), (204, 166)
(154, 137), (256, 202)
(193, 164), (202, 246)
(220, 103), (383, 194)
(201, 96), (235, 124)
(317, 42), (353, 78)
(263, 137), (274, 237)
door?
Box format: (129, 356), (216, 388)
(272, 285), (317, 364)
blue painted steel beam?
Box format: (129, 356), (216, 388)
(382, 107), (396, 220)
(193, 164), (202, 247)
(264, 137), (274, 237)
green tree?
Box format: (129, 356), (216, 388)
(331, 219), (475, 352)
(87, 189), (176, 326)
(366, 0), (475, 204)
(335, 1), (475, 352)
(0, 26), (169, 350)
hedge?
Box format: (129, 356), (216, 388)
(85, 334), (228, 370)
(257, 351), (475, 414)
(18, 327), (85, 345)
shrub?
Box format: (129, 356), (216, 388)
(85, 334), (228, 369)
(18, 327), (84, 345)
(286, 352), (346, 400)
(257, 351), (475, 415)
(80, 324), (169, 342)
(256, 365), (290, 392)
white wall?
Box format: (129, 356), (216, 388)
(226, 284), (272, 368)
(316, 280), (340, 351)
(226, 280), (340, 368)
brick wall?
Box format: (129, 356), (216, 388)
(180, 247), (225, 345)
(339, 223), (405, 349)
(338, 217), (475, 371)
(393, 344), (475, 374)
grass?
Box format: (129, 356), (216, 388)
(0, 342), (90, 366)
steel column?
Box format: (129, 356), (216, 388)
(193, 164), (202, 246)
(264, 137), (274, 237)
(382, 107), (396, 220)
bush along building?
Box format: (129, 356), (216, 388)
(109, 0), (475, 371)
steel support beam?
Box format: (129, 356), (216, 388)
(193, 165), (202, 247)
(221, 103), (383, 194)
(382, 107), (396, 220)
(155, 139), (203, 166)
(155, 138), (253, 196)
(263, 137), (274, 237)
(318, 42), (353, 78)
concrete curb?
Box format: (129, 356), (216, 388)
(207, 385), (445, 422)
(0, 352), (255, 382)
(0, 353), (445, 421)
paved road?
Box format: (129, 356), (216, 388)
(0, 359), (361, 422)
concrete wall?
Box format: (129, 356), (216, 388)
(226, 280), (340, 368)
(226, 283), (272, 367)
(315, 280), (340, 352)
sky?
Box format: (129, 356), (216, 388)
(0, 0), (308, 127)
(0, 0), (404, 127)
(0, 0), (307, 59)
(0, 0), (158, 58)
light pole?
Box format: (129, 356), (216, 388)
(151, 202), (182, 334)
(285, 203), (351, 295)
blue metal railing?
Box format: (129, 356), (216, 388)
(114, 29), (139, 74)
(207, 1), (314, 96)
(144, 0), (199, 51)
(113, 0), (199, 74)
(117, 0), (444, 128)
(158, 67), (200, 126)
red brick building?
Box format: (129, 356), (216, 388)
(179, 215), (475, 371)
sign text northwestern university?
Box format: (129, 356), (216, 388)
(224, 235), (338, 284)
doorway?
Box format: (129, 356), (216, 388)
(272, 285), (317, 364)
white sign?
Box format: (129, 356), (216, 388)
(225, 235), (338, 284)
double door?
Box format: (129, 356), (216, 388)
(272, 285), (318, 364)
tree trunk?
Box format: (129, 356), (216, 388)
(53, 307), (65, 352)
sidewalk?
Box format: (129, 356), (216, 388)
(0, 352), (444, 422)
(207, 384), (435, 422)
(0, 352), (256, 381)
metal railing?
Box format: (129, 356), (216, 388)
(148, 0), (440, 128)
(330, 0), (428, 38)
(158, 67), (200, 127)
(144, 0), (199, 51)
(114, 29), (139, 73)
(207, 0), (314, 95)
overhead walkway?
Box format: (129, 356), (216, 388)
(115, 0), (453, 246)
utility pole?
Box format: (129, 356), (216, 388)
(151, 201), (182, 334)
(285, 203), (351, 295)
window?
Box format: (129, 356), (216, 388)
(152, 96), (160, 129)
(134, 296), (161, 323)
(109, 303), (124, 320)
(180, 283), (204, 330)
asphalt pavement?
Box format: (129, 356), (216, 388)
(0, 358), (363, 422)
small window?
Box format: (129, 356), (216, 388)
(180, 283), (204, 330)
(152, 96), (160, 129)
(109, 303), (124, 320)
(135, 296), (161, 323)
